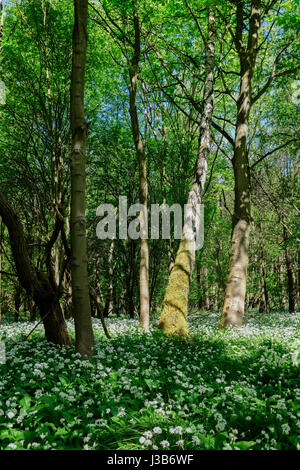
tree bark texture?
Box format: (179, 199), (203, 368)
(220, 0), (261, 328)
(70, 0), (94, 357)
(128, 0), (150, 331)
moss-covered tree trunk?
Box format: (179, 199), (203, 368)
(219, 0), (261, 328)
(70, 0), (94, 357)
(158, 8), (216, 335)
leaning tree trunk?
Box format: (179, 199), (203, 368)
(158, 8), (216, 335)
(128, 0), (150, 331)
(0, 192), (72, 345)
(70, 0), (94, 357)
(219, 0), (261, 328)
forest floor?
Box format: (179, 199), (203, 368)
(0, 311), (299, 450)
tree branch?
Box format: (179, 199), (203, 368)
(252, 29), (300, 104)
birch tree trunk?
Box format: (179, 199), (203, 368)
(158, 8), (216, 335)
(70, 0), (94, 357)
(220, 0), (261, 328)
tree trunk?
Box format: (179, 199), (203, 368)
(95, 257), (104, 317)
(220, 0), (261, 328)
(125, 239), (136, 318)
(158, 8), (216, 335)
(14, 283), (22, 322)
(104, 239), (114, 317)
(204, 267), (210, 310)
(28, 296), (36, 322)
(128, 1), (150, 331)
(258, 219), (270, 313)
(70, 0), (94, 357)
(283, 223), (295, 313)
(196, 263), (203, 310)
(279, 256), (287, 310)
(64, 270), (73, 319)
(112, 283), (119, 317)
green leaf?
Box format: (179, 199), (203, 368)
(58, 375), (69, 386)
(235, 440), (256, 450)
(20, 394), (31, 411)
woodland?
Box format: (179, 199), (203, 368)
(0, 0), (299, 451)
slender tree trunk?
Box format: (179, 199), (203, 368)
(220, 0), (261, 328)
(158, 8), (216, 335)
(28, 296), (36, 322)
(104, 239), (114, 317)
(215, 238), (225, 308)
(283, 223), (295, 313)
(70, 0), (94, 357)
(204, 267), (210, 310)
(95, 257), (103, 317)
(125, 239), (136, 318)
(112, 283), (119, 317)
(258, 219), (270, 313)
(14, 283), (21, 322)
(196, 263), (203, 310)
(279, 256), (287, 310)
(128, 1), (149, 331)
